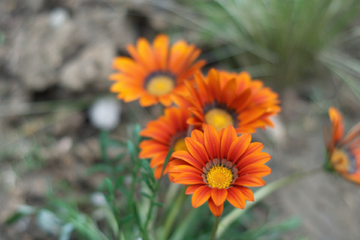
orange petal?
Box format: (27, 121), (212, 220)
(238, 164), (271, 177)
(136, 37), (157, 71)
(220, 125), (237, 160)
(172, 150), (204, 171)
(227, 187), (245, 209)
(234, 186), (254, 201)
(233, 176), (266, 187)
(150, 152), (168, 168)
(185, 137), (210, 165)
(228, 134), (252, 164)
(242, 142), (263, 156)
(208, 198), (223, 217)
(139, 94), (158, 107)
(211, 188), (228, 206)
(185, 184), (205, 195)
(204, 124), (221, 160)
(191, 129), (205, 145)
(192, 185), (211, 208)
(173, 175), (204, 185)
(236, 152), (271, 169)
(153, 34), (169, 71)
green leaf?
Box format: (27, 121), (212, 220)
(160, 147), (173, 179)
(87, 164), (113, 175)
(119, 214), (133, 224)
(141, 159), (155, 182)
(115, 176), (124, 189)
(99, 130), (110, 162)
(132, 203), (142, 231)
(154, 202), (164, 207)
(141, 172), (154, 192)
(5, 212), (25, 225)
(104, 178), (114, 198)
(117, 185), (129, 198)
(5, 205), (36, 225)
(140, 191), (152, 199)
(106, 139), (125, 148)
(126, 140), (137, 163)
(133, 124), (142, 145)
(114, 153), (126, 162)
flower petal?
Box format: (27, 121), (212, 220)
(208, 198), (223, 217)
(211, 188), (228, 206)
(227, 187), (245, 209)
(192, 185), (211, 208)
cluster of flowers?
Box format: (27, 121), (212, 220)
(109, 34), (360, 217)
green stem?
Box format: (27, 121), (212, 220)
(142, 148), (173, 239)
(215, 167), (323, 239)
(127, 160), (141, 215)
(161, 187), (188, 240)
(210, 216), (221, 240)
(143, 183), (160, 237)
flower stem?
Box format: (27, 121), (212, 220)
(210, 216), (221, 240)
(160, 186), (188, 240)
(215, 167), (323, 239)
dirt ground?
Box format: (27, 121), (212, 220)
(1, 0), (360, 240)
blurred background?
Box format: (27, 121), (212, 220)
(1, 0), (360, 239)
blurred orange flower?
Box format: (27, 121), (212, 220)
(173, 69), (280, 133)
(325, 107), (360, 184)
(139, 107), (190, 179)
(169, 124), (271, 216)
(109, 34), (206, 107)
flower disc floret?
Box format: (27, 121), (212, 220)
(146, 75), (175, 96)
(206, 165), (233, 189)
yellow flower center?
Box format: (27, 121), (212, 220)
(173, 138), (187, 152)
(205, 108), (234, 132)
(330, 148), (350, 173)
(206, 165), (233, 189)
(146, 75), (175, 96)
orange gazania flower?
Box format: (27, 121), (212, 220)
(109, 34), (206, 107)
(324, 107), (360, 184)
(174, 69), (280, 133)
(169, 124), (271, 216)
(139, 107), (190, 179)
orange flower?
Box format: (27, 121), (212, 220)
(173, 69), (280, 133)
(139, 107), (190, 179)
(109, 34), (206, 107)
(325, 107), (360, 184)
(169, 124), (271, 216)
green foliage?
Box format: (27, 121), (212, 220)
(184, 0), (360, 88)
(229, 217), (301, 240)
